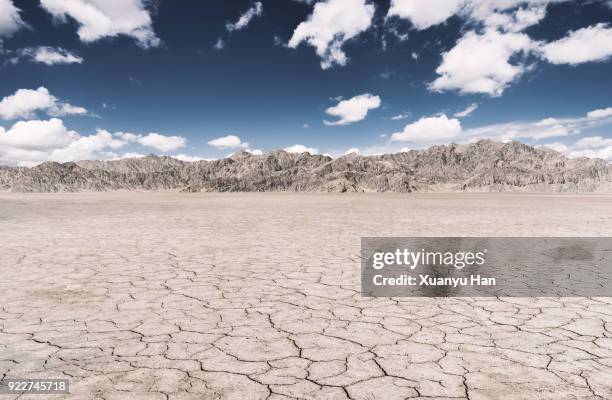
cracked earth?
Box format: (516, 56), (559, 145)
(1, 192), (612, 400)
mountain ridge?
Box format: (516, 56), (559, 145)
(1, 140), (611, 193)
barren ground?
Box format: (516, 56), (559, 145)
(1, 192), (612, 400)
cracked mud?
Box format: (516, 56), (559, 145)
(1, 192), (611, 400)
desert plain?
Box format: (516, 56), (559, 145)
(1, 192), (612, 400)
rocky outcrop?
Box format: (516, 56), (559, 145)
(1, 140), (611, 193)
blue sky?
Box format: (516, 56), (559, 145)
(0, 0), (611, 165)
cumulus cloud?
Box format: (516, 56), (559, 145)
(391, 114), (462, 143)
(587, 107), (612, 119)
(11, 46), (83, 65)
(324, 93), (381, 126)
(284, 144), (319, 154)
(39, 0), (160, 48)
(113, 131), (187, 152)
(0, 119), (122, 165)
(135, 133), (186, 152)
(388, 1), (612, 95)
(288, 0), (375, 69)
(430, 29), (535, 96)
(226, 2), (263, 32)
(0, 0), (24, 37)
(540, 23), (612, 65)
(49, 129), (126, 162)
(0, 119), (188, 165)
(454, 103), (479, 118)
(207, 135), (249, 149)
(0, 87), (87, 120)
(0, 118), (77, 151)
(387, 0), (464, 30)
(385, 2), (612, 96)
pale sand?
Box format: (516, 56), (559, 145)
(1, 192), (611, 399)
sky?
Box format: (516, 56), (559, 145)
(0, 0), (611, 166)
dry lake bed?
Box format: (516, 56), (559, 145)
(1, 192), (612, 400)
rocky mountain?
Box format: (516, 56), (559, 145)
(1, 140), (611, 193)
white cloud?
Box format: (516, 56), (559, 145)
(136, 133), (186, 152)
(207, 135), (249, 149)
(344, 147), (360, 154)
(48, 129), (124, 162)
(39, 0), (160, 48)
(464, 119), (572, 141)
(566, 137), (612, 162)
(535, 117), (559, 126)
(390, 112), (411, 121)
(284, 144), (319, 154)
(226, 2), (263, 32)
(587, 107), (612, 119)
(388, 111), (412, 121)
(460, 108), (612, 143)
(568, 146), (612, 162)
(373, 108), (612, 160)
(214, 38), (225, 50)
(540, 23), (612, 65)
(113, 131), (187, 152)
(478, 4), (549, 32)
(245, 148), (263, 155)
(538, 142), (567, 152)
(0, 0), (24, 37)
(288, 0), (375, 69)
(0, 120), (125, 165)
(572, 136), (612, 150)
(387, 0), (559, 32)
(324, 93), (381, 126)
(0, 87), (87, 120)
(174, 154), (207, 162)
(0, 119), (188, 165)
(387, 0), (464, 30)
(0, 118), (77, 151)
(119, 152), (146, 159)
(536, 133), (612, 163)
(50, 103), (88, 117)
(12, 46), (83, 65)
(430, 29), (535, 96)
(0, 88), (55, 120)
(114, 132), (140, 142)
(454, 103), (479, 118)
(391, 114), (462, 143)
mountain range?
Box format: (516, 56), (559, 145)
(1, 140), (611, 193)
